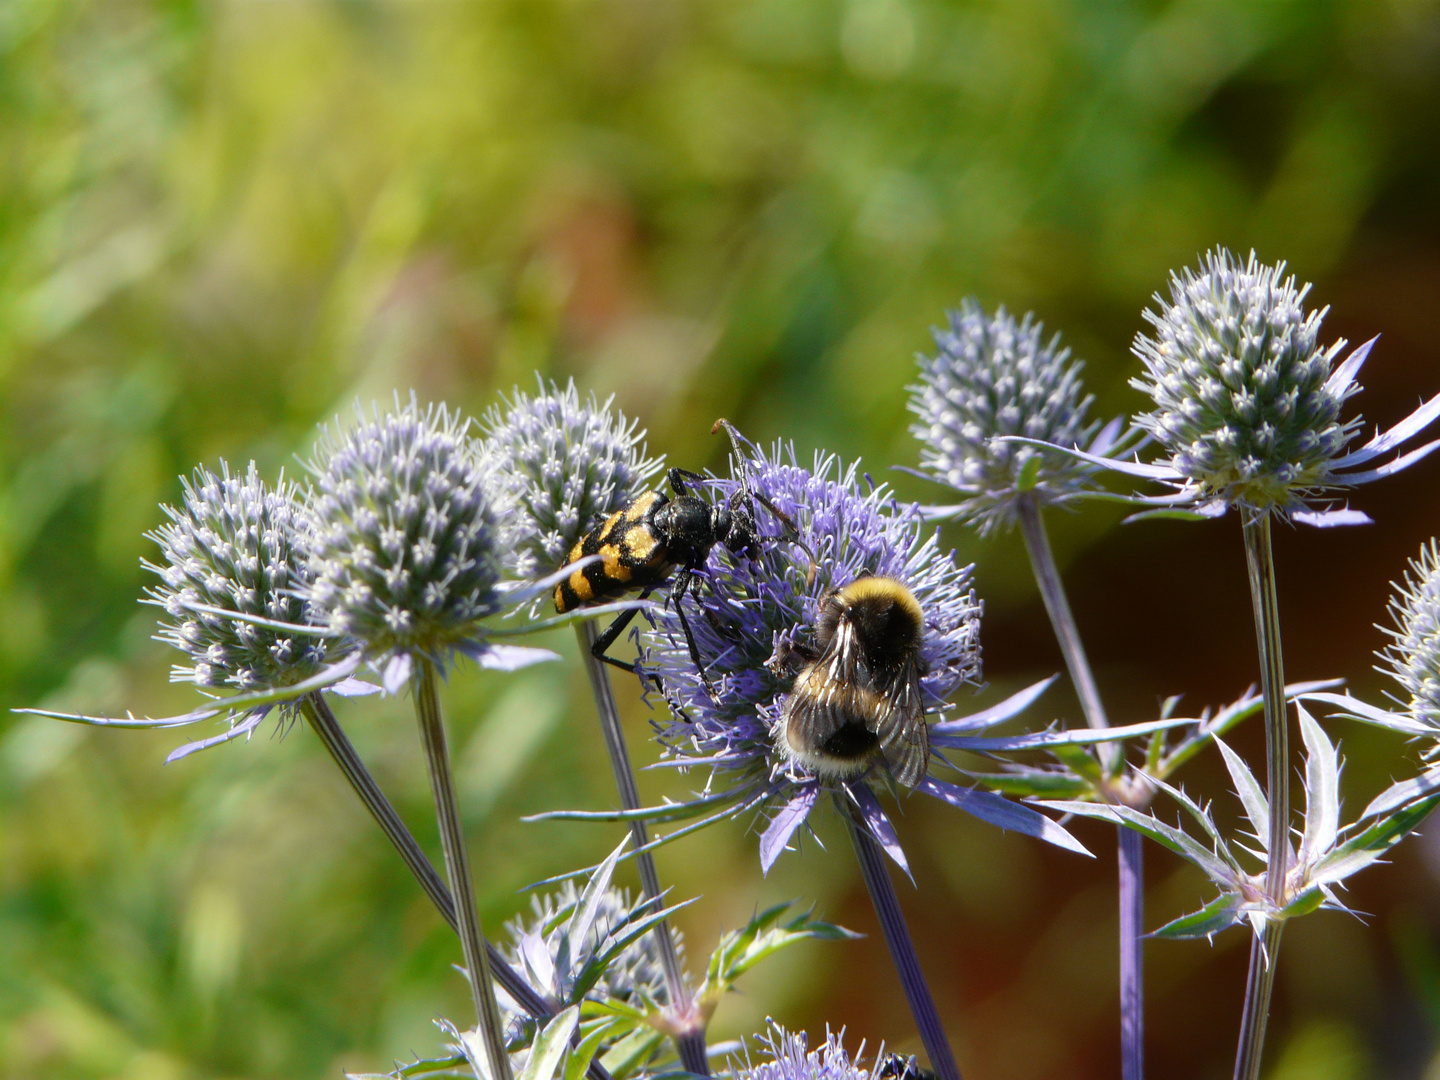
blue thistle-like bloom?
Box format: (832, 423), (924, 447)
(909, 299), (1128, 534)
(479, 377), (663, 578)
(1043, 248), (1440, 525)
(302, 394), (551, 690)
(1133, 249), (1358, 512)
(128, 460), (378, 760)
(145, 460), (333, 693)
(632, 439), (1088, 872)
(1380, 540), (1440, 732)
(737, 1024), (892, 1080)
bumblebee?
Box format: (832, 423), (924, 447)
(773, 575), (930, 786)
(555, 420), (795, 693)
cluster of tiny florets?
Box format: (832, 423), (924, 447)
(1132, 248), (1359, 511)
(643, 442), (981, 797)
(302, 395), (503, 661)
(738, 1025), (887, 1080)
(144, 461), (331, 691)
(1380, 540), (1440, 732)
(910, 299), (1102, 533)
(479, 377), (662, 578)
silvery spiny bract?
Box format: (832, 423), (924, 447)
(302, 394), (504, 673)
(909, 299), (1122, 534)
(480, 377), (662, 578)
(145, 460), (332, 692)
(500, 879), (676, 1015)
(1380, 540), (1440, 732)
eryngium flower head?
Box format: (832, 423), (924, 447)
(641, 440), (983, 868)
(910, 299), (1118, 534)
(479, 377), (662, 578)
(145, 461), (332, 692)
(1380, 539), (1440, 731)
(302, 394), (502, 666)
(738, 1025), (890, 1080)
(500, 880), (675, 1015)
(1132, 249), (1359, 512)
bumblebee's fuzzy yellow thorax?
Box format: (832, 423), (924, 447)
(836, 575), (923, 623)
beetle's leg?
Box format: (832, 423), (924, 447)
(589, 588), (654, 675)
(670, 571), (719, 702)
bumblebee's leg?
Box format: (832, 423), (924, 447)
(589, 589), (654, 675)
(670, 571), (719, 701)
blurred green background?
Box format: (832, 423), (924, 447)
(6, 1), (1440, 1077)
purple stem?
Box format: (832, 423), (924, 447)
(1118, 826), (1144, 1080)
(1016, 494), (1144, 1079)
(840, 795), (962, 1080)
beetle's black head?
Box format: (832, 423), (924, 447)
(715, 497), (759, 558)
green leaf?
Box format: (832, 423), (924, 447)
(1050, 742), (1104, 784)
(1310, 795), (1440, 886)
(1297, 703), (1339, 867)
(346, 1054), (473, 1079)
(561, 839), (628, 979)
(1362, 764), (1440, 820)
(1015, 453), (1042, 492)
(1279, 884), (1325, 920)
(1041, 799), (1238, 886)
(1122, 507), (1220, 523)
(700, 903), (859, 1004)
(562, 1018), (614, 1080)
(1215, 739), (1268, 850)
(519, 1007), (580, 1080)
(1149, 892), (1245, 940)
(598, 1025), (667, 1080)
(967, 770), (1092, 800)
(573, 898), (696, 1000)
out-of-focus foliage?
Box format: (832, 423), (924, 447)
(6, 1), (1440, 1078)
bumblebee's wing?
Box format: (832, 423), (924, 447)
(779, 623), (884, 776)
(873, 657), (928, 787)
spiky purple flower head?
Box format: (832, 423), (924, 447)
(145, 460), (334, 693)
(1009, 249), (1440, 525)
(909, 299), (1125, 535)
(479, 377), (663, 579)
(1380, 539), (1440, 734)
(499, 879), (676, 1020)
(639, 438), (985, 871)
(737, 1024), (892, 1080)
(300, 393), (556, 690)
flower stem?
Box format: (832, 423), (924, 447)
(1014, 496), (1112, 743)
(575, 621), (709, 1076)
(1117, 826), (1144, 1080)
(300, 692), (619, 1080)
(413, 657), (513, 1080)
(839, 794), (962, 1080)
(1015, 494), (1142, 1080)
(1233, 510), (1290, 1080)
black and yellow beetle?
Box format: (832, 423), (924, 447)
(554, 420), (795, 695)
